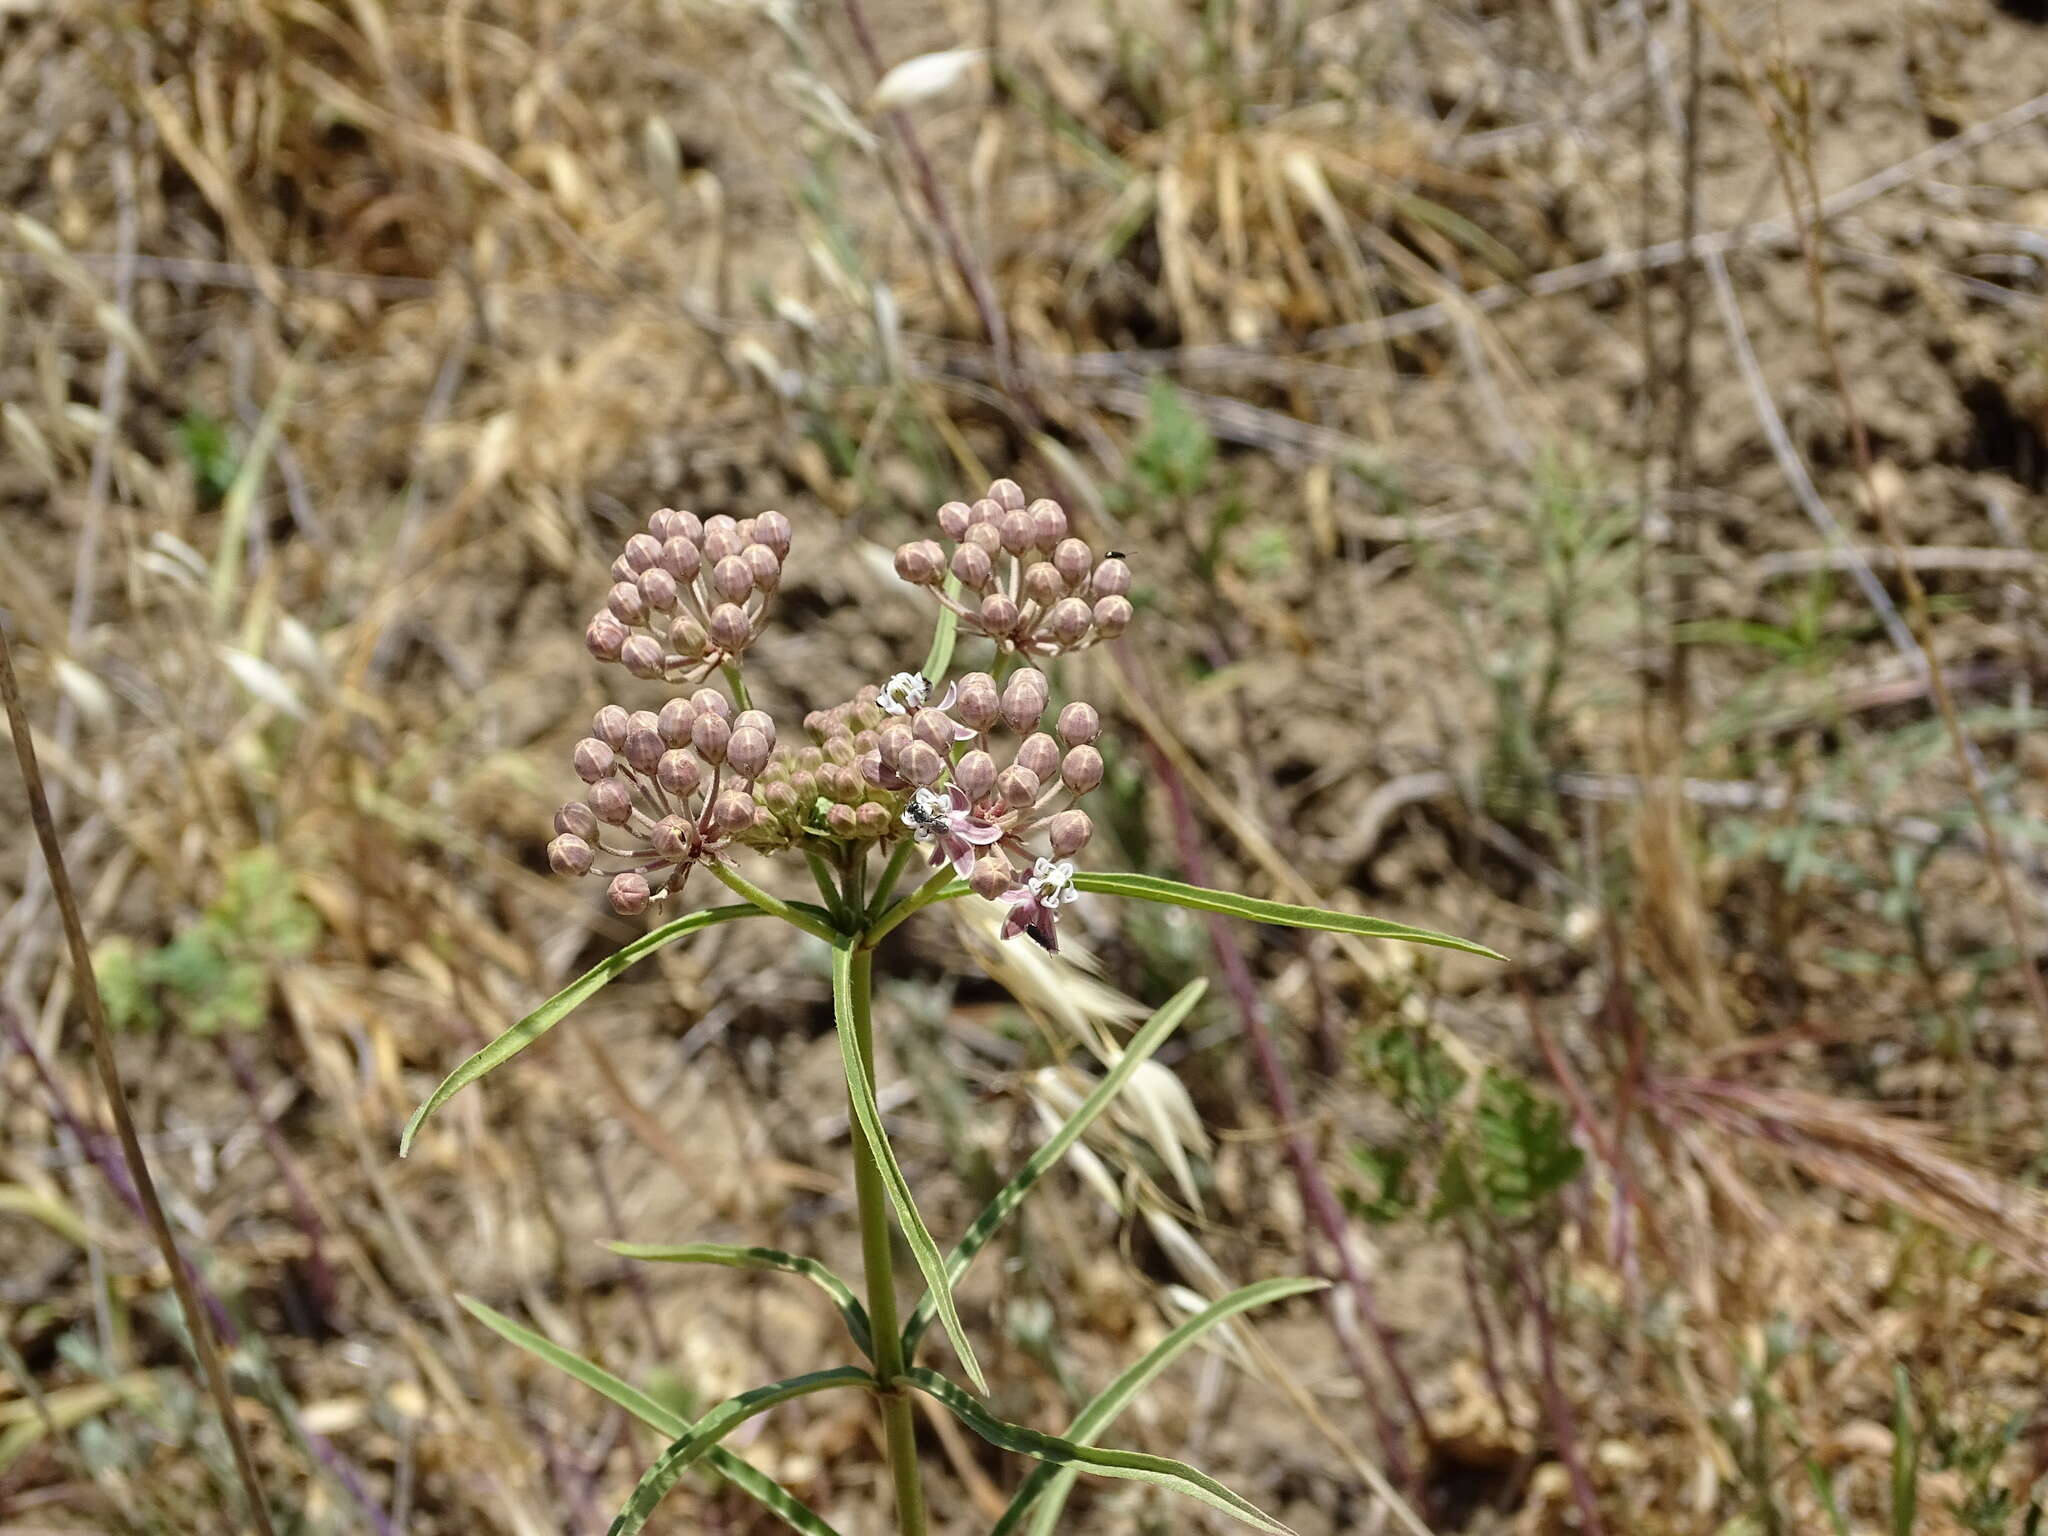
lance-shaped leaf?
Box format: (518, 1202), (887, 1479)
(902, 978), (1208, 1356)
(1074, 872), (1503, 960)
(902, 1367), (1296, 1536)
(920, 578), (962, 686)
(830, 945), (988, 1392)
(605, 1242), (874, 1360)
(609, 1367), (875, 1536)
(993, 1276), (1328, 1536)
(457, 1296), (847, 1536)
(401, 904), (764, 1155)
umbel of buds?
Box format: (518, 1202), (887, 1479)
(548, 692), (779, 914)
(584, 507), (792, 684)
(893, 478), (1132, 657)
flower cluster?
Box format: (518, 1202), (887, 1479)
(584, 507), (792, 683)
(547, 692), (779, 914)
(892, 478), (1132, 657)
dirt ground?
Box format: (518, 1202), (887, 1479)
(4, 0), (2048, 1532)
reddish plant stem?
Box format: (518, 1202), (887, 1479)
(1140, 736), (1428, 1486)
(217, 1033), (341, 1328)
(1502, 1232), (1606, 1536)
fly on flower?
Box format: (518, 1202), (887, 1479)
(999, 857), (1079, 952)
(902, 785), (1004, 878)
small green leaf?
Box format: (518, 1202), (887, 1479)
(902, 978), (1208, 1356)
(830, 945), (987, 1392)
(903, 1367), (1296, 1536)
(401, 904), (765, 1155)
(1072, 872), (1503, 960)
(920, 578), (962, 686)
(605, 1242), (873, 1359)
(608, 1368), (875, 1536)
(456, 1295), (849, 1536)
(996, 1276), (1327, 1536)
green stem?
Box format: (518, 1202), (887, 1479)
(860, 868), (968, 951)
(804, 849), (850, 927)
(720, 660), (754, 713)
(711, 863), (841, 943)
(845, 948), (930, 1536)
(865, 839), (918, 924)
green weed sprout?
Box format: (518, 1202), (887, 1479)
(400, 481), (1500, 1536)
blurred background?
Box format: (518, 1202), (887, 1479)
(5, 0), (2048, 1531)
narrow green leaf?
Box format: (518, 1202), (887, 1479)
(902, 978), (1208, 1356)
(920, 577), (962, 685)
(1074, 872), (1504, 960)
(609, 1368), (874, 1536)
(401, 904), (764, 1155)
(995, 1277), (1327, 1536)
(830, 945), (988, 1392)
(605, 1242), (873, 1359)
(456, 1296), (848, 1536)
(903, 1367), (1296, 1536)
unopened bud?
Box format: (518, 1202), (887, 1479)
(1016, 733), (1060, 781)
(608, 581), (648, 625)
(1057, 702), (1101, 746)
(657, 698), (696, 744)
(691, 713), (730, 764)
(661, 536), (702, 581)
(954, 749), (996, 800)
(754, 509), (793, 559)
(743, 543), (782, 593)
(1061, 745), (1104, 794)
(1022, 562), (1063, 607)
(1092, 595), (1133, 637)
(638, 567), (679, 611)
(878, 721), (914, 768)
(649, 508), (681, 541)
(668, 615), (709, 656)
(997, 765), (1041, 807)
(1053, 537), (1093, 587)
(607, 872), (651, 915)
(669, 509), (705, 543)
(624, 532), (664, 571)
(1048, 809), (1093, 857)
(629, 709), (662, 736)
(703, 513), (738, 540)
(708, 604), (752, 653)
(555, 801), (600, 840)
(574, 738), (616, 782)
(969, 854), (1013, 900)
(612, 554), (636, 583)
(950, 543), (995, 592)
(621, 635), (666, 678)
(826, 803), (857, 835)
(955, 672), (1000, 730)
(589, 779), (635, 825)
(969, 497), (1003, 526)
(824, 734), (857, 766)
(855, 802), (891, 836)
(548, 835), (594, 876)
(734, 710), (776, 749)
(999, 509), (1034, 556)
(593, 704), (632, 748)
(820, 763), (861, 803)
(896, 542), (939, 585)
(1001, 668), (1049, 732)
(586, 612), (628, 661)
(859, 751), (889, 787)
(651, 814), (692, 858)
(988, 477), (1026, 511)
(625, 727), (665, 774)
(656, 750), (701, 797)
(711, 555), (753, 603)
(902, 741), (946, 787)
(712, 791), (754, 833)
(703, 527), (744, 564)
(1091, 557), (1132, 598)
(1046, 596), (1092, 647)
(937, 500), (972, 539)
(691, 689), (732, 721)
(1028, 499), (1067, 545)
(965, 521), (1003, 555)
(763, 780), (799, 815)
(912, 707), (957, 752)
(978, 592), (1021, 637)
(727, 725), (770, 778)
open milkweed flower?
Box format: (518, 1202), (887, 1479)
(902, 784), (1004, 878)
(876, 672), (977, 740)
(999, 857), (1079, 952)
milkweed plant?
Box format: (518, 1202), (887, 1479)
(399, 480), (1498, 1536)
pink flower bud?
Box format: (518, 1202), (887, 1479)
(743, 543), (782, 593)
(895, 542), (936, 585)
(727, 726), (770, 778)
(691, 689), (732, 721)
(978, 592), (1021, 637)
(661, 535), (702, 581)
(826, 803), (857, 835)
(1028, 499), (1067, 545)
(607, 872), (652, 915)
(711, 554), (753, 603)
(820, 763), (861, 803)
(1092, 595), (1133, 637)
(954, 673), (1000, 730)
(692, 713), (730, 764)
(736, 517), (756, 544)
(1048, 809), (1093, 857)
(593, 704), (631, 748)
(937, 500), (972, 539)
(878, 720), (913, 768)
(855, 802), (890, 836)
(625, 727), (665, 774)
(753, 509), (793, 559)
(656, 749), (701, 797)
(589, 779), (634, 825)
(969, 497), (1002, 526)
(608, 581), (648, 625)
(708, 604), (752, 653)
(628, 708), (662, 736)
(1053, 538), (1093, 587)
(965, 521), (1003, 555)
(1016, 732), (1060, 781)
(612, 554), (636, 584)
(824, 734), (857, 766)
(763, 780), (799, 814)
(704, 513), (738, 540)
(658, 698), (697, 744)
(712, 791), (754, 833)
(649, 508), (680, 541)
(1046, 597), (1092, 647)
(621, 635), (666, 678)
(586, 612), (628, 661)
(902, 741), (945, 787)
(703, 527), (744, 564)
(999, 509), (1034, 556)
(638, 567), (679, 611)
(859, 751), (888, 787)
(1022, 562), (1063, 607)
(912, 707), (957, 752)
(1001, 669), (1049, 732)
(997, 764), (1041, 807)
(651, 814), (692, 858)
(969, 854), (1014, 900)
(555, 801), (599, 840)
(669, 509), (705, 543)
(1057, 702), (1101, 746)
(954, 749), (996, 800)
(669, 615), (709, 656)
(988, 477), (1027, 511)
(790, 769), (819, 802)
(1061, 744), (1104, 794)
(625, 532), (664, 571)
(574, 738), (616, 782)
(548, 834), (594, 876)
(734, 710), (776, 749)
(951, 543), (995, 591)
(1091, 557), (1132, 599)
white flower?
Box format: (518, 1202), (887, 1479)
(877, 671), (930, 715)
(1025, 857), (1077, 906)
(900, 786), (950, 838)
